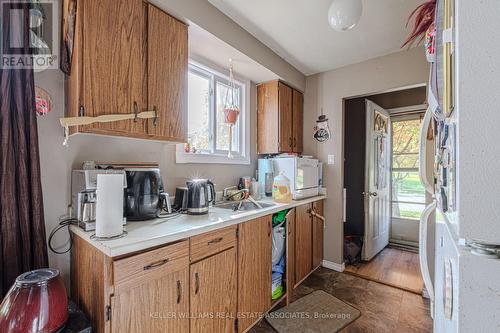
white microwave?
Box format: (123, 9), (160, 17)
(272, 157), (320, 200)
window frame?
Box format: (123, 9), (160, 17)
(176, 60), (251, 165)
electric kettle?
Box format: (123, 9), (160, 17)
(186, 179), (215, 215)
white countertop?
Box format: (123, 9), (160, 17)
(70, 195), (326, 257)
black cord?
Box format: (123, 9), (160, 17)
(48, 218), (77, 255)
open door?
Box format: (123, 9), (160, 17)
(362, 100), (392, 260)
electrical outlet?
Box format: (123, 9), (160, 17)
(327, 155), (335, 165)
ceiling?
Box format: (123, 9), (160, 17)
(189, 23), (278, 83)
(208, 0), (425, 75)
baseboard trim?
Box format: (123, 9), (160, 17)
(322, 260), (345, 272)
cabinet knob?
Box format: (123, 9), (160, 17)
(289, 137), (293, 149)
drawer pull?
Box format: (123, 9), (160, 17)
(207, 237), (223, 245)
(176, 280), (181, 304)
(143, 258), (169, 271)
(195, 272), (200, 295)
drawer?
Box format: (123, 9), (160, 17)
(190, 226), (237, 262)
(113, 240), (189, 292)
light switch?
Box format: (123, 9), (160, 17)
(328, 155), (335, 165)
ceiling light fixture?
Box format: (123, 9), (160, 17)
(327, 0), (362, 32)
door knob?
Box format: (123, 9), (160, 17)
(362, 191), (378, 197)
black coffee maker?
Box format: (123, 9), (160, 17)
(186, 179), (215, 215)
(124, 168), (164, 220)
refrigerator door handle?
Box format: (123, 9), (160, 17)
(419, 107), (435, 195)
(420, 200), (436, 317)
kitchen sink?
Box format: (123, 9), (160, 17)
(215, 201), (276, 212)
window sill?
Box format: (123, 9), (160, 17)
(175, 151), (251, 165)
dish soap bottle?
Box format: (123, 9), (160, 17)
(272, 172), (292, 203)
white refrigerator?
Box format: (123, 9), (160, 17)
(419, 1), (500, 332)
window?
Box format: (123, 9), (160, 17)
(391, 115), (426, 220)
(176, 61), (249, 164)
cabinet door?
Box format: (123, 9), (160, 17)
(111, 267), (189, 333)
(257, 82), (279, 154)
(312, 200), (324, 269)
(278, 82), (293, 152)
(238, 216), (272, 332)
(82, 0), (146, 136)
(190, 248), (237, 333)
(147, 5), (188, 142)
(295, 204), (312, 285)
(286, 208), (296, 305)
(292, 90), (304, 153)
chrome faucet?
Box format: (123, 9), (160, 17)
(222, 186), (249, 201)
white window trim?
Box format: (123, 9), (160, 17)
(176, 59), (251, 165)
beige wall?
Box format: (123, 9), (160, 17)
(36, 69), (257, 283)
(304, 47), (429, 265)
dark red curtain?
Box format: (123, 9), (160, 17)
(0, 1), (48, 298)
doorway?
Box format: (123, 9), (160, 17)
(342, 86), (429, 294)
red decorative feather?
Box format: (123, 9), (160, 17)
(402, 0), (436, 48)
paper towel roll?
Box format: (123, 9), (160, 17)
(95, 173), (124, 238)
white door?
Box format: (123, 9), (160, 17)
(362, 100), (392, 260)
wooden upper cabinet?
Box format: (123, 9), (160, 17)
(66, 0), (188, 142)
(278, 82), (293, 153)
(81, 0), (146, 136)
(292, 90), (304, 153)
(237, 216), (272, 332)
(257, 82), (279, 154)
(257, 80), (303, 154)
(147, 5), (188, 142)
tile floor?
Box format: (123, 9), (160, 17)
(249, 267), (432, 333)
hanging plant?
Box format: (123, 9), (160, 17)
(223, 60), (240, 158)
(223, 60), (240, 125)
(402, 0), (436, 49)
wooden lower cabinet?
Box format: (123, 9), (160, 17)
(312, 200), (324, 269)
(237, 216), (272, 333)
(71, 200), (324, 333)
(110, 267), (189, 333)
(190, 248), (237, 333)
(285, 208), (296, 305)
(295, 203), (313, 285)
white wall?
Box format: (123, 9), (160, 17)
(151, 0), (305, 91)
(35, 69), (257, 284)
(304, 47), (429, 265)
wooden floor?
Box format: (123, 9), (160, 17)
(344, 247), (423, 294)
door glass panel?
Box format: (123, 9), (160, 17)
(392, 202), (426, 220)
(392, 117), (426, 220)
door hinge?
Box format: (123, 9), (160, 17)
(106, 305), (112, 321)
(79, 105), (85, 117)
(234, 318), (239, 333)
